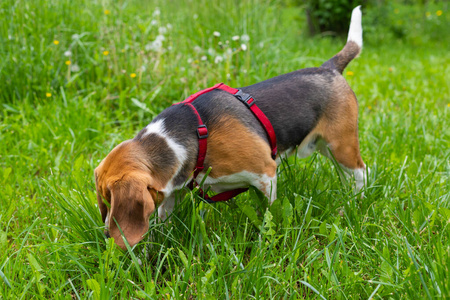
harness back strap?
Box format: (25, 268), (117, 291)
(215, 84), (277, 159)
(174, 83), (277, 203)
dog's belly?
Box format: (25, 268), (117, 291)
(197, 170), (265, 193)
(276, 130), (321, 165)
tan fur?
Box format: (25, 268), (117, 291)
(205, 116), (277, 178)
(308, 77), (365, 169)
(94, 140), (165, 250)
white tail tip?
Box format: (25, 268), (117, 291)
(347, 6), (363, 48)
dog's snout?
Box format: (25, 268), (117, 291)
(104, 231), (110, 238)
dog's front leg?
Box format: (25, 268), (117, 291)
(158, 194), (176, 222)
(158, 189), (186, 221)
(253, 174), (278, 205)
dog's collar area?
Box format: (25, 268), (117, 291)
(173, 82), (277, 202)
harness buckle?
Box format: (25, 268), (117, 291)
(235, 89), (255, 108)
(197, 125), (209, 139)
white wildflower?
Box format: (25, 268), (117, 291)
(145, 36), (163, 51)
(241, 44), (247, 51)
(158, 26), (167, 34)
(201, 55), (207, 61)
(213, 31), (221, 37)
(152, 40), (163, 51)
(151, 20), (158, 26)
(155, 35), (165, 42)
(166, 23), (172, 30)
(207, 48), (215, 56)
(193, 14), (198, 19)
(70, 64), (80, 72)
(214, 55), (223, 64)
(71, 34), (80, 40)
(153, 8), (160, 17)
(232, 35), (240, 41)
(194, 46), (202, 53)
(64, 50), (72, 57)
(187, 58), (193, 63)
(224, 48), (232, 58)
(241, 34), (250, 42)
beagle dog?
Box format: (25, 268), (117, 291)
(95, 7), (367, 250)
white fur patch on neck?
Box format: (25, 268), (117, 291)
(143, 119), (188, 195)
(143, 119), (165, 136)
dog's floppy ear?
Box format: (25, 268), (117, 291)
(108, 179), (155, 250)
(95, 170), (108, 223)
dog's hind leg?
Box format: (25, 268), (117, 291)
(319, 140), (367, 193)
(315, 86), (367, 193)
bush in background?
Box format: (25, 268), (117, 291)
(304, 0), (369, 36)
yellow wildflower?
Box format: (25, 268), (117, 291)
(103, 50), (109, 56)
(346, 71), (354, 76)
(53, 40), (59, 45)
(46, 93), (52, 98)
(104, 9), (110, 15)
(436, 10), (443, 16)
(65, 60), (71, 65)
(130, 73), (137, 78)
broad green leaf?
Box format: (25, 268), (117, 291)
(27, 253), (45, 282)
(238, 202), (262, 228)
(319, 221), (327, 235)
(0, 230), (7, 250)
(203, 265), (216, 282)
(74, 154), (84, 171)
(2, 167), (11, 183)
(269, 198), (282, 225)
(178, 249), (189, 269)
(86, 278), (101, 300)
(282, 198), (293, 227)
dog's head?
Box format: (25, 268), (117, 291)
(94, 140), (165, 250)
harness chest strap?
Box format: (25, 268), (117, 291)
(174, 83), (277, 203)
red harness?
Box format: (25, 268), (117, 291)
(174, 83), (277, 203)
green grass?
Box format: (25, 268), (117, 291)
(1, 0), (449, 298)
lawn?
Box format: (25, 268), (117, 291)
(0, 0), (449, 299)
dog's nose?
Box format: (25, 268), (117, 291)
(104, 231), (110, 238)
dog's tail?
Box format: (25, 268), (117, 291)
(321, 6), (362, 74)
